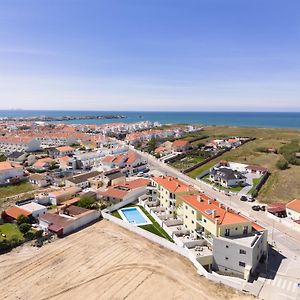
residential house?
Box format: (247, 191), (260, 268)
(32, 157), (55, 171)
(29, 173), (51, 187)
(64, 171), (102, 189)
(0, 161), (25, 185)
(48, 187), (81, 205)
(2, 206), (32, 222)
(0, 136), (41, 153)
(39, 205), (100, 237)
(54, 146), (74, 157)
(172, 140), (191, 153)
(98, 178), (150, 205)
(209, 167), (246, 188)
(102, 169), (126, 187)
(16, 202), (47, 219)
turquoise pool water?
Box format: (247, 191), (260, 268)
(119, 207), (151, 226)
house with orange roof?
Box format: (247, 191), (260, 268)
(55, 145), (74, 157)
(0, 135), (41, 153)
(98, 178), (150, 205)
(172, 139), (191, 153)
(32, 157), (55, 171)
(286, 199), (300, 221)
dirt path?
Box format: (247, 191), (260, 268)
(0, 220), (253, 300)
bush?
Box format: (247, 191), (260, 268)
(24, 231), (35, 240)
(17, 214), (29, 225)
(76, 196), (95, 209)
(276, 158), (289, 170)
(19, 223), (31, 234)
(35, 230), (44, 238)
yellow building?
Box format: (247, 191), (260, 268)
(180, 193), (252, 238)
(150, 176), (196, 216)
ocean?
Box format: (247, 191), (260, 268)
(0, 110), (300, 129)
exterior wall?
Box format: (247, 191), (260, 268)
(63, 210), (101, 235)
(212, 231), (268, 279)
(182, 202), (201, 232)
(27, 139), (42, 152)
(65, 179), (89, 189)
(218, 222), (252, 237)
(30, 207), (47, 218)
(286, 208), (300, 221)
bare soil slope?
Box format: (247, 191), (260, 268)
(0, 220), (252, 300)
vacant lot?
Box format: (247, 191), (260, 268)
(0, 220), (250, 300)
(188, 126), (300, 203)
(0, 182), (35, 202)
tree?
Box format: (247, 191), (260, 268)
(17, 214), (29, 225)
(19, 223), (31, 234)
(276, 157), (289, 170)
(76, 196), (95, 209)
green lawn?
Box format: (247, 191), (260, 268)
(0, 182), (35, 199)
(247, 177), (262, 195)
(170, 155), (205, 170)
(0, 223), (24, 242)
(111, 205), (173, 242)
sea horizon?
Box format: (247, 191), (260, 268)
(0, 110), (300, 129)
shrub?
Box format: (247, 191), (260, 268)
(19, 223), (31, 234)
(24, 231), (35, 240)
(276, 158), (289, 170)
(17, 214), (29, 225)
(76, 196), (95, 209)
(35, 230), (44, 238)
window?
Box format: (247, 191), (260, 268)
(185, 215), (187, 218)
(225, 228), (230, 236)
(204, 219), (207, 223)
(243, 226), (248, 235)
(192, 210), (194, 214)
(226, 245), (229, 248)
(185, 205), (188, 210)
(192, 220), (194, 224)
(225, 257), (228, 260)
(239, 261), (246, 267)
(240, 249), (246, 255)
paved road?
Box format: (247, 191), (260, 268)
(126, 144), (300, 299)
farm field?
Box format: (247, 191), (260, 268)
(0, 220), (250, 300)
(187, 126), (300, 203)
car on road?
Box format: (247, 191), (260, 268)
(240, 196), (248, 201)
(247, 197), (255, 202)
(260, 205), (266, 211)
(252, 205), (260, 211)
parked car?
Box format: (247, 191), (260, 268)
(260, 205), (266, 211)
(240, 196), (247, 201)
(247, 197), (255, 202)
(252, 205), (260, 211)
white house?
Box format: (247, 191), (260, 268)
(286, 199), (300, 221)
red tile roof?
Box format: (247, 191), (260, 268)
(152, 176), (195, 193)
(4, 206), (31, 219)
(181, 193), (250, 226)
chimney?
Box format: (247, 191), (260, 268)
(219, 202), (222, 208)
(208, 199), (211, 205)
(212, 210), (216, 218)
(197, 195), (201, 202)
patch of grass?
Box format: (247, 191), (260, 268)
(0, 223), (24, 242)
(111, 210), (121, 219)
(138, 206), (174, 242)
(0, 182), (35, 199)
(111, 205), (173, 242)
(247, 177), (262, 195)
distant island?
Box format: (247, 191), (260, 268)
(0, 114), (127, 122)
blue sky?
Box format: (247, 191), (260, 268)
(0, 0), (300, 111)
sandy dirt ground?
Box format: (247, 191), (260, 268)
(0, 220), (253, 300)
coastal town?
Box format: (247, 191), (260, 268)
(0, 118), (300, 300)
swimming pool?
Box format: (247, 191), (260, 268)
(119, 207), (152, 226)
